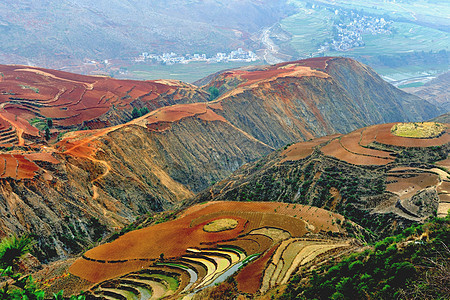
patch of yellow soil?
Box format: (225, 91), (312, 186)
(203, 218), (238, 232)
(391, 122), (445, 138)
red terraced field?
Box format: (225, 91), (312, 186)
(69, 259), (153, 285)
(235, 245), (277, 294)
(339, 129), (394, 159)
(386, 172), (440, 200)
(143, 103), (227, 130)
(0, 152), (59, 179)
(2, 154), (17, 178)
(281, 134), (340, 162)
(70, 201), (346, 283)
(361, 123), (450, 148)
(321, 138), (393, 166)
(436, 158), (450, 170)
(319, 122), (449, 166)
(0, 65), (206, 130)
(15, 155), (40, 179)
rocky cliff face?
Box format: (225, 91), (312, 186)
(0, 104), (273, 261)
(0, 57), (444, 261)
(205, 57), (442, 148)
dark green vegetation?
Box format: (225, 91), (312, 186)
(208, 86), (220, 101)
(131, 106), (150, 119)
(0, 235), (85, 300)
(280, 215), (450, 300)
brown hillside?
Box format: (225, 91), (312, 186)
(192, 122), (449, 234)
(0, 57), (443, 261)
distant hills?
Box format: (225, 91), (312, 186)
(0, 0), (293, 68)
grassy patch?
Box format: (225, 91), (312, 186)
(391, 122), (445, 138)
(19, 84), (39, 93)
(148, 274), (179, 291)
(398, 82), (425, 88)
(203, 218), (238, 232)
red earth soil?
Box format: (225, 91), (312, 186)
(361, 123), (450, 148)
(235, 245), (277, 294)
(280, 134), (340, 162)
(70, 201), (344, 283)
(0, 152), (59, 179)
(339, 129), (394, 159)
(0, 65), (198, 128)
(321, 138), (393, 166)
(386, 172), (440, 200)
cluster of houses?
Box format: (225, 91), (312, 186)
(135, 48), (259, 65)
(320, 11), (393, 52)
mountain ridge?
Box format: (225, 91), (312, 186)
(0, 57), (444, 261)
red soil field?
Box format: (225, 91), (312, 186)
(0, 152), (59, 179)
(0, 65), (202, 129)
(144, 103), (227, 129)
(70, 201), (346, 283)
(235, 245), (277, 294)
(362, 123), (450, 148)
(386, 172), (440, 200)
(339, 129), (394, 159)
(321, 138), (392, 166)
(69, 259), (153, 285)
(280, 134), (340, 162)
(436, 158), (450, 170)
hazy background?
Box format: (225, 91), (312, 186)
(0, 0), (448, 86)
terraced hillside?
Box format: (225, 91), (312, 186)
(0, 58), (443, 262)
(192, 122), (450, 234)
(0, 64), (208, 132)
(66, 201), (360, 298)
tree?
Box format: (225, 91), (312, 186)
(46, 118), (53, 128)
(44, 127), (51, 141)
(140, 107), (150, 116)
(0, 234), (35, 269)
(0, 234), (85, 300)
(131, 107), (141, 119)
(208, 86), (219, 101)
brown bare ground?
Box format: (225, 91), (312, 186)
(386, 172), (440, 200)
(280, 135), (340, 162)
(236, 246), (277, 294)
(321, 138), (393, 166)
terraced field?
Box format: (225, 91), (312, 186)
(69, 201), (352, 298)
(321, 123), (449, 166)
(0, 152), (59, 179)
(0, 64), (207, 132)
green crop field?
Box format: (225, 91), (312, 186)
(120, 61), (258, 84)
(280, 5), (334, 57)
(325, 22), (449, 57)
